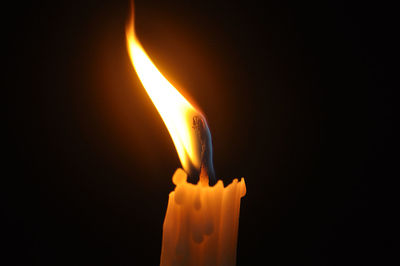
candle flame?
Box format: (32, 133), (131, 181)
(126, 7), (206, 175)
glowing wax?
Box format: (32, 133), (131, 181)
(160, 169), (246, 266)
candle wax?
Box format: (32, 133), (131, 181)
(160, 168), (246, 266)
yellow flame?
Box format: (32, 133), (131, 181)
(126, 11), (202, 172)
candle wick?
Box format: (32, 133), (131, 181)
(192, 115), (216, 185)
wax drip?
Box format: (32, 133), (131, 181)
(190, 115), (216, 185)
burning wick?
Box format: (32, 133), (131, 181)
(192, 115), (216, 185)
(126, 3), (245, 266)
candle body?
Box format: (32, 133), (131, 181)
(160, 168), (246, 266)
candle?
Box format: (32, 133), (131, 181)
(161, 169), (245, 266)
(126, 5), (246, 266)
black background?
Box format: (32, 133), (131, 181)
(4, 0), (397, 265)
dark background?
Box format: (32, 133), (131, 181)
(4, 0), (397, 265)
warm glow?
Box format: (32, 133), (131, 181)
(126, 7), (246, 265)
(126, 11), (203, 173)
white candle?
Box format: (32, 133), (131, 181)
(125, 5), (247, 265)
(161, 168), (246, 266)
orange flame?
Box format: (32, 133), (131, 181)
(126, 8), (204, 173)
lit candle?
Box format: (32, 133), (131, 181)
(126, 5), (246, 266)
